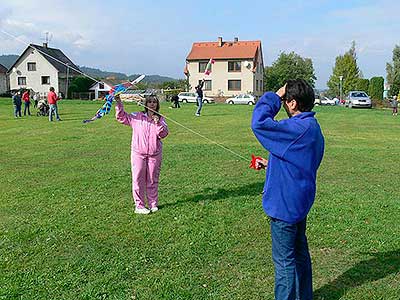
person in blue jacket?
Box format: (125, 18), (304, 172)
(251, 79), (325, 300)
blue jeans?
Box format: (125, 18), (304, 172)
(270, 217), (313, 300)
(49, 104), (60, 121)
(14, 104), (22, 117)
(196, 96), (203, 115)
(24, 101), (31, 115)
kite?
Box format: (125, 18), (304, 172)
(204, 58), (215, 76)
(83, 74), (145, 123)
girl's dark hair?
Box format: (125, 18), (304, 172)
(285, 79), (315, 112)
(143, 95), (160, 114)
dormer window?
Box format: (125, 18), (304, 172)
(27, 62), (36, 71)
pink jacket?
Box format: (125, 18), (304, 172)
(115, 102), (168, 155)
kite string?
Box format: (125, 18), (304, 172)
(0, 29), (100, 83)
(1, 28), (250, 162)
(136, 102), (249, 162)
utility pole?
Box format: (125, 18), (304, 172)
(65, 63), (69, 99)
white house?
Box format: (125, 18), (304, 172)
(0, 63), (8, 94)
(7, 43), (80, 98)
(184, 37), (264, 98)
(89, 80), (113, 99)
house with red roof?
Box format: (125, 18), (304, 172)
(184, 37), (264, 98)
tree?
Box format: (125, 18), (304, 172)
(264, 51), (316, 91)
(386, 45), (400, 97)
(356, 78), (369, 92)
(68, 76), (96, 97)
(327, 41), (361, 98)
(368, 77), (384, 100)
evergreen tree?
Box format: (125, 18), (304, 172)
(386, 45), (400, 97)
(356, 78), (369, 92)
(369, 77), (384, 100)
(327, 41), (361, 98)
(264, 52), (316, 91)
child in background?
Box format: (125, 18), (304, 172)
(115, 94), (169, 214)
(391, 95), (398, 116)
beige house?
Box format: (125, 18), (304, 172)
(184, 37), (264, 98)
(0, 63), (8, 94)
(7, 43), (80, 97)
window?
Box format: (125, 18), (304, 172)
(256, 80), (259, 91)
(228, 61), (241, 72)
(17, 77), (26, 85)
(228, 80), (241, 91)
(99, 83), (105, 89)
(198, 61), (208, 73)
(199, 80), (212, 91)
(27, 62), (36, 71)
(41, 76), (50, 85)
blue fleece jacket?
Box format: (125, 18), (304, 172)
(251, 92), (325, 224)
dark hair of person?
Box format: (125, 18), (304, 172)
(49, 87), (55, 92)
(284, 79), (315, 112)
(143, 95), (160, 115)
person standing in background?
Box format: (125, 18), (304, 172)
(22, 90), (31, 116)
(48, 87), (61, 121)
(12, 91), (22, 118)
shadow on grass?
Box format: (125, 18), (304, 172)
(314, 250), (400, 300)
(160, 181), (265, 209)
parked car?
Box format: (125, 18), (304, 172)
(225, 94), (256, 105)
(345, 91), (372, 108)
(177, 92), (214, 104)
(320, 96), (336, 106)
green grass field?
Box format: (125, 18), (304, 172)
(0, 98), (399, 300)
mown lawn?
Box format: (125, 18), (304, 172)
(0, 98), (399, 300)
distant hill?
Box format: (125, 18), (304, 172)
(0, 56), (178, 84)
(79, 66), (128, 80)
(79, 66), (178, 84)
(0, 55), (19, 69)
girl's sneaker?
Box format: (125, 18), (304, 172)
(150, 207), (159, 213)
(135, 207), (150, 214)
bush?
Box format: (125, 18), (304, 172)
(368, 77), (384, 100)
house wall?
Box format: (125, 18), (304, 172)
(253, 50), (264, 96)
(8, 48), (59, 97)
(0, 73), (7, 94)
(89, 82), (112, 99)
(187, 59), (263, 98)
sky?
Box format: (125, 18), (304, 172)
(0, 0), (399, 89)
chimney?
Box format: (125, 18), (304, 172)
(234, 37), (239, 43)
(43, 42), (48, 48)
(218, 36), (223, 47)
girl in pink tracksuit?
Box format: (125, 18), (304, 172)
(115, 95), (169, 214)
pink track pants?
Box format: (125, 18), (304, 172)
(131, 152), (162, 209)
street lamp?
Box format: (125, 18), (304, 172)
(339, 75), (343, 103)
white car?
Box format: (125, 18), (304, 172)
(320, 97), (336, 106)
(225, 94), (256, 105)
(177, 92), (214, 104)
(345, 91), (372, 108)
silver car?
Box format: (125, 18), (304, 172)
(345, 91), (372, 108)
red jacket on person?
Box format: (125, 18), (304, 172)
(22, 92), (30, 102)
(47, 91), (59, 105)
